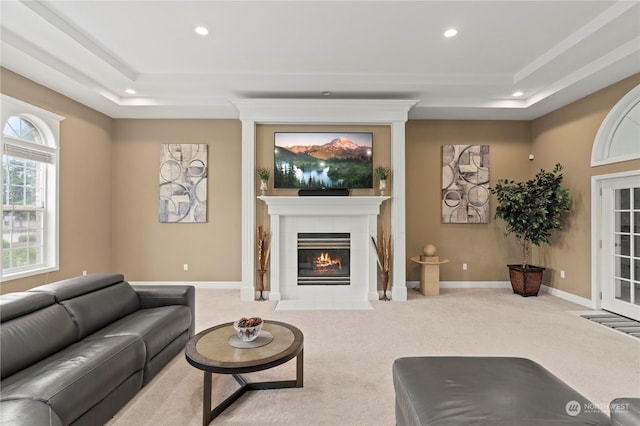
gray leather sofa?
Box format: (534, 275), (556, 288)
(0, 273), (195, 426)
(393, 356), (640, 426)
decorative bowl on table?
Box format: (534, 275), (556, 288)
(233, 317), (263, 342)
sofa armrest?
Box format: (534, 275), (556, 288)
(611, 398), (640, 426)
(1, 399), (63, 426)
(132, 285), (195, 336)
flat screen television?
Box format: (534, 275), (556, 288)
(274, 132), (373, 189)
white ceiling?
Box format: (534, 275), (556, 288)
(1, 0), (639, 120)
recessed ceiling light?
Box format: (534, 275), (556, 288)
(512, 91), (524, 97)
(444, 28), (458, 38)
(125, 88), (136, 95)
(195, 26), (209, 36)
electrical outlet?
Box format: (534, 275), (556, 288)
(183, 264), (189, 271)
(82, 270), (87, 276)
(560, 270), (565, 279)
(463, 263), (468, 271)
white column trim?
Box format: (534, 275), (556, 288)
(268, 212), (281, 301)
(240, 120), (256, 301)
(391, 121), (408, 301)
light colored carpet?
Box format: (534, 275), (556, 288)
(107, 288), (640, 425)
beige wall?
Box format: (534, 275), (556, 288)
(531, 73), (640, 298)
(406, 120), (532, 282)
(111, 119), (242, 281)
(0, 68), (113, 293)
(2, 67), (638, 300)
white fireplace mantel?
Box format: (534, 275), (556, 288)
(258, 196), (389, 306)
(258, 196), (389, 216)
(233, 98), (416, 303)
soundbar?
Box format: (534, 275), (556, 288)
(298, 188), (350, 196)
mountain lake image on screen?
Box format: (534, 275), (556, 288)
(274, 132), (373, 189)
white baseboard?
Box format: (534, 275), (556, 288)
(441, 281), (511, 289)
(129, 281), (241, 289)
(540, 284), (594, 308)
(129, 281), (594, 308)
(406, 280), (511, 289)
(406, 281), (419, 289)
(407, 280), (594, 308)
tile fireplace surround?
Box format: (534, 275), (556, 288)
(259, 196), (388, 310)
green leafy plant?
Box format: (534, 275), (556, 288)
(490, 163), (570, 268)
(257, 168), (270, 181)
(375, 166), (390, 180)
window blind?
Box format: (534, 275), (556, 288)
(2, 142), (55, 164)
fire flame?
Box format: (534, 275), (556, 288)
(314, 252), (342, 271)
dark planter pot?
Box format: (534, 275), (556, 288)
(507, 264), (545, 297)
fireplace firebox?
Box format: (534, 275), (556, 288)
(297, 233), (350, 285)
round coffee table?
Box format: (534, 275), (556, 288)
(185, 320), (304, 425)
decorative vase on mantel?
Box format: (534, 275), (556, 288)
(379, 179), (387, 196)
(375, 166), (390, 196)
(257, 168), (270, 196)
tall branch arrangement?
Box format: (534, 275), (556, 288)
(371, 231), (391, 273)
(257, 226), (271, 271)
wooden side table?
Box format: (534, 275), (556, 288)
(410, 256), (449, 296)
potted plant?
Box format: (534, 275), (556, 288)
(257, 168), (270, 196)
(490, 163), (570, 296)
(375, 166), (390, 196)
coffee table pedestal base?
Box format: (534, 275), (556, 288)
(202, 350), (303, 425)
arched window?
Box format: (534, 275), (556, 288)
(1, 95), (63, 281)
(592, 84), (640, 166)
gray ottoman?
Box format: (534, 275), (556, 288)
(392, 357), (610, 426)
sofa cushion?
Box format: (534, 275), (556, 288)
(1, 335), (145, 425)
(87, 305), (192, 362)
(0, 399), (63, 426)
(70, 371), (143, 426)
(133, 284), (196, 336)
(60, 282), (140, 339)
(29, 273), (141, 339)
(1, 301), (77, 379)
(611, 397), (640, 426)
(392, 357), (610, 426)
(0, 291), (56, 322)
(29, 273), (126, 301)
(142, 330), (190, 385)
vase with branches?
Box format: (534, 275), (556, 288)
(371, 230), (391, 300)
(256, 225), (271, 300)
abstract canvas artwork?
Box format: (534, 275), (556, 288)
(441, 145), (490, 223)
(159, 144), (208, 223)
